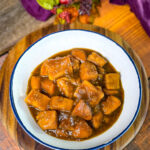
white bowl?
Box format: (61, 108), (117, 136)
(10, 30), (142, 150)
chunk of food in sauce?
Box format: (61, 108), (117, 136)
(87, 52), (107, 67)
(50, 96), (73, 112)
(40, 56), (73, 80)
(71, 49), (86, 62)
(70, 56), (80, 71)
(103, 116), (110, 123)
(92, 112), (103, 129)
(72, 120), (92, 138)
(102, 96), (121, 115)
(25, 90), (50, 111)
(56, 129), (69, 138)
(105, 73), (120, 90)
(98, 66), (105, 74)
(80, 61), (98, 81)
(74, 80), (104, 107)
(26, 49), (124, 141)
(59, 117), (75, 131)
(31, 76), (40, 90)
(57, 77), (75, 98)
(41, 78), (56, 96)
(69, 77), (81, 86)
(103, 89), (119, 95)
(97, 74), (104, 82)
(72, 100), (92, 120)
(36, 111), (57, 130)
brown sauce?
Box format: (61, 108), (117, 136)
(26, 48), (124, 141)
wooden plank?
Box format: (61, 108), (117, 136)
(0, 0), (54, 54)
(0, 23), (149, 150)
(94, 0), (150, 77)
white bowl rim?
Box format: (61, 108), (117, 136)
(9, 29), (142, 150)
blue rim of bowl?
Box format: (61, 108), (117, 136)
(9, 29), (142, 150)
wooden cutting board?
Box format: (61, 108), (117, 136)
(0, 23), (149, 150)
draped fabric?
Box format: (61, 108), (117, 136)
(21, 0), (52, 21)
(21, 0), (150, 36)
(110, 0), (150, 36)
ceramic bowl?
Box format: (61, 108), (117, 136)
(10, 30), (141, 150)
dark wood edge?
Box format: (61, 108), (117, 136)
(148, 77), (150, 88)
(0, 45), (14, 56)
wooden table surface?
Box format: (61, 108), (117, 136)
(0, 0), (54, 55)
(0, 0), (149, 150)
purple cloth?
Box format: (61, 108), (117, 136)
(21, 0), (150, 36)
(21, 0), (52, 21)
(110, 0), (150, 36)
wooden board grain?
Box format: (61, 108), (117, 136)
(0, 0), (55, 55)
(94, 0), (150, 77)
(0, 23), (149, 150)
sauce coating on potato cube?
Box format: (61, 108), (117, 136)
(74, 80), (104, 107)
(80, 61), (98, 81)
(87, 52), (107, 67)
(50, 96), (73, 112)
(56, 129), (69, 138)
(70, 56), (80, 71)
(40, 59), (49, 76)
(102, 96), (121, 115)
(31, 76), (40, 90)
(36, 111), (57, 130)
(57, 77), (75, 98)
(92, 112), (103, 129)
(97, 66), (105, 74)
(41, 78), (56, 96)
(41, 56), (73, 80)
(72, 120), (92, 138)
(59, 117), (75, 131)
(105, 73), (120, 90)
(72, 49), (87, 62)
(25, 90), (50, 111)
(103, 89), (119, 95)
(72, 100), (92, 120)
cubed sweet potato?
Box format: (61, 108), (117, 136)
(50, 96), (73, 112)
(59, 117), (75, 131)
(92, 112), (103, 129)
(87, 52), (107, 67)
(40, 56), (73, 80)
(80, 61), (98, 81)
(103, 89), (119, 95)
(74, 81), (104, 107)
(102, 96), (121, 115)
(72, 100), (92, 120)
(40, 60), (49, 76)
(105, 73), (120, 90)
(56, 129), (69, 138)
(36, 111), (57, 130)
(70, 56), (80, 71)
(72, 49), (86, 62)
(97, 74), (104, 82)
(69, 78), (81, 86)
(31, 76), (40, 90)
(41, 78), (56, 96)
(57, 77), (75, 98)
(72, 120), (92, 138)
(25, 90), (50, 111)
(103, 116), (110, 123)
(98, 66), (105, 74)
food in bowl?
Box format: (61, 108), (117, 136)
(10, 30), (141, 149)
(24, 48), (124, 141)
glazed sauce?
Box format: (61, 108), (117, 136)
(27, 49), (124, 141)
